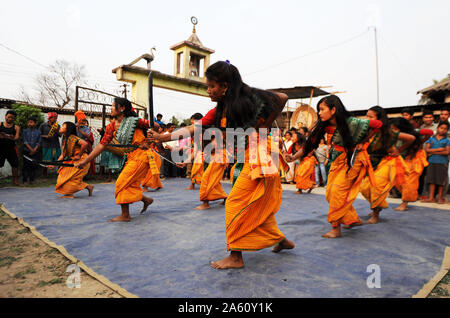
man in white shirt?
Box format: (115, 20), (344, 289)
(163, 123), (179, 177)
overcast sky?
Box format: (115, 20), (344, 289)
(0, 0), (449, 120)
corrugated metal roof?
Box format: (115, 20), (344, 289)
(418, 78), (450, 95)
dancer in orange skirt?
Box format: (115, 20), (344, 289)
(288, 95), (382, 238)
(195, 136), (228, 210)
(360, 106), (416, 224)
(389, 118), (434, 211)
(76, 97), (154, 222)
(149, 61), (295, 269)
(49, 122), (93, 199)
(294, 133), (317, 194)
(142, 147), (163, 191)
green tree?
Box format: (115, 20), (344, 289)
(169, 115), (180, 127)
(182, 118), (191, 126)
(11, 104), (45, 130)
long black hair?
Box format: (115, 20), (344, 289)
(205, 61), (281, 129)
(293, 132), (306, 155)
(62, 121), (77, 137)
(61, 122), (78, 157)
(368, 106), (391, 153)
(113, 97), (137, 117)
(389, 117), (421, 158)
(302, 95), (354, 167)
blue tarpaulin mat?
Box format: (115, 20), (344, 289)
(0, 178), (449, 298)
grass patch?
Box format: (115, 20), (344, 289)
(430, 286), (450, 297)
(0, 231), (7, 237)
(429, 272), (450, 298)
(7, 235), (18, 242)
(9, 247), (24, 254)
(42, 248), (59, 256)
(37, 278), (64, 287)
(13, 267), (36, 279)
(0, 256), (19, 267)
(16, 229), (30, 235)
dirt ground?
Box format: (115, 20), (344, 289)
(0, 174), (123, 298)
(0, 175), (449, 298)
(0, 206), (122, 298)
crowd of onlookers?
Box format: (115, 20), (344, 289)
(0, 110), (98, 185)
(1, 107), (450, 201)
(280, 106), (450, 200)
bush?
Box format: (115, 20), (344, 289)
(11, 104), (45, 130)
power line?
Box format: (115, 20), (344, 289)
(244, 29), (371, 76)
(0, 44), (120, 86)
(0, 43), (48, 69)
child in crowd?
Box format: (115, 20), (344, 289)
(422, 121), (450, 204)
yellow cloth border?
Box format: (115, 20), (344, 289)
(0, 204), (138, 298)
(413, 246), (450, 298)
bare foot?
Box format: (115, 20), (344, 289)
(272, 238), (295, 253)
(142, 187), (149, 192)
(140, 197), (154, 214)
(59, 195), (74, 199)
(195, 202), (210, 210)
(86, 185), (94, 196)
(437, 198), (446, 204)
(295, 190), (302, 195)
(307, 188), (313, 193)
(109, 215), (131, 222)
(185, 184), (195, 190)
(322, 227), (341, 238)
(343, 219), (364, 229)
(394, 203), (408, 211)
(219, 199), (226, 206)
(420, 198), (436, 203)
(366, 208), (381, 224)
(210, 253), (244, 270)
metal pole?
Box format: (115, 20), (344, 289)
(102, 105), (106, 129)
(148, 71), (154, 128)
(373, 26), (380, 105)
(74, 86), (79, 112)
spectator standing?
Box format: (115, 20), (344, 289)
(0, 110), (20, 185)
(155, 113), (164, 126)
(162, 123), (178, 178)
(401, 107), (420, 129)
(418, 110), (438, 198)
(22, 116), (41, 185)
(422, 121), (450, 204)
(314, 138), (329, 187)
(39, 112), (61, 179)
(75, 111), (95, 176)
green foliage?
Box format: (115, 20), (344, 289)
(11, 104), (45, 130)
(182, 118), (191, 126)
(169, 115), (180, 126)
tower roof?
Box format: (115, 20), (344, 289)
(170, 26), (215, 54)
